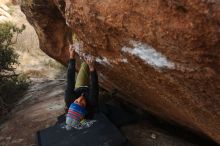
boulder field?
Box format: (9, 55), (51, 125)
(21, 0), (220, 143)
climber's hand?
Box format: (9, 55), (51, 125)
(69, 44), (75, 59)
(84, 55), (95, 71)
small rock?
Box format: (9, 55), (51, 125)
(6, 136), (11, 140)
(11, 138), (24, 144)
(150, 133), (157, 139)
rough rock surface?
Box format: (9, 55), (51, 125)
(21, 0), (220, 143)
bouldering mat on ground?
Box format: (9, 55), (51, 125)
(37, 113), (131, 146)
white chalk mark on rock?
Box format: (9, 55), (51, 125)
(72, 42), (81, 55)
(120, 58), (128, 63)
(72, 41), (128, 66)
(96, 57), (111, 66)
(122, 40), (175, 69)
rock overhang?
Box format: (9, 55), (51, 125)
(21, 0), (220, 143)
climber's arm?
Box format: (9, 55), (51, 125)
(86, 58), (99, 108)
(88, 69), (99, 108)
(64, 45), (76, 108)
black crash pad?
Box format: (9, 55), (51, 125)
(37, 113), (131, 146)
(100, 103), (139, 127)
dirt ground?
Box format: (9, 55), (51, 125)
(121, 121), (197, 146)
(0, 78), (216, 146)
(0, 79), (66, 146)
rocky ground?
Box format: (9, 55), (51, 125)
(0, 78), (216, 146)
(0, 79), (65, 146)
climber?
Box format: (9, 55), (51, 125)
(64, 44), (99, 130)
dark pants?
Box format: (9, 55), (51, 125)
(64, 59), (99, 114)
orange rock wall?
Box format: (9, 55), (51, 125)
(21, 0), (220, 143)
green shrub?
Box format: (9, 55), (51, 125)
(0, 22), (29, 116)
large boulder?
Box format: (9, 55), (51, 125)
(21, 0), (220, 143)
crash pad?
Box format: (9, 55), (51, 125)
(37, 113), (131, 146)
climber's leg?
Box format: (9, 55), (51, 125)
(75, 62), (89, 88)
